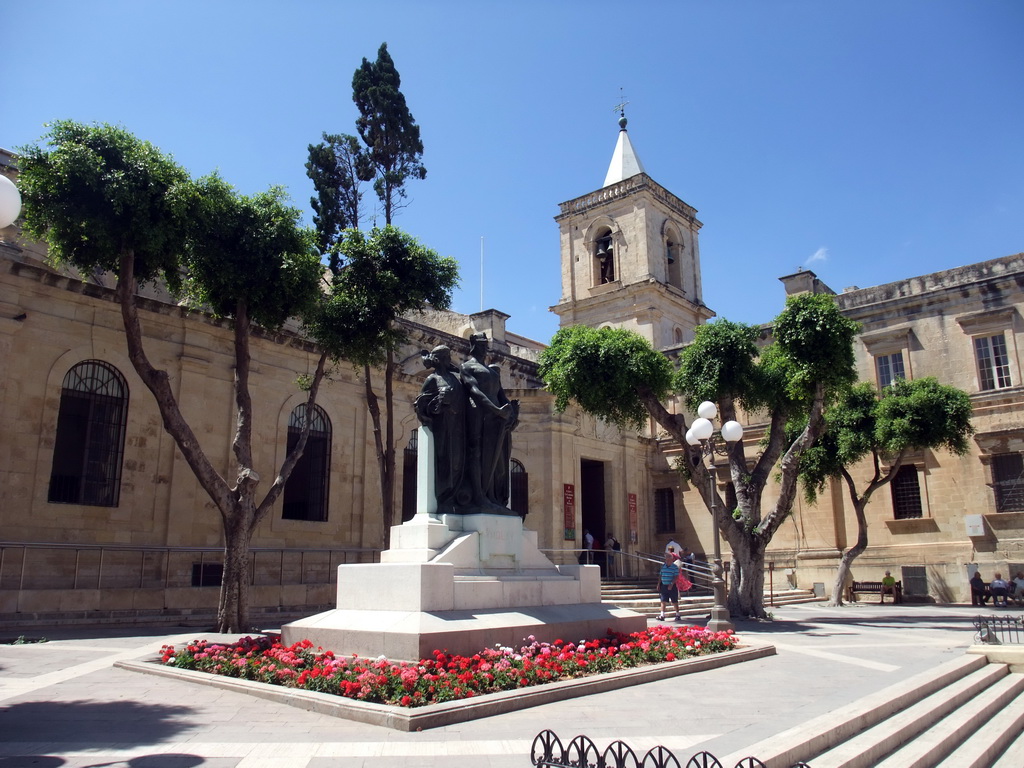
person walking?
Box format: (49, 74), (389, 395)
(604, 533), (618, 579)
(657, 550), (682, 622)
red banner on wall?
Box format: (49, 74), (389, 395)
(628, 492), (638, 544)
(563, 483), (576, 540)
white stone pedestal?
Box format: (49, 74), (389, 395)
(282, 514), (646, 660)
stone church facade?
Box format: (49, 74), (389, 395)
(1, 122), (1021, 626)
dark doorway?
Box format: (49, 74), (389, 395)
(580, 459), (607, 572)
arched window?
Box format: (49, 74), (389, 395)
(401, 429), (419, 522)
(594, 228), (615, 284)
(282, 404), (331, 521)
(48, 360), (129, 506)
(510, 459), (529, 519)
(665, 229), (683, 290)
(673, 327), (684, 345)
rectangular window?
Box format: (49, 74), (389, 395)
(876, 352), (906, 389)
(654, 488), (675, 533)
(191, 563), (223, 587)
(891, 465), (923, 520)
(974, 333), (1012, 391)
(993, 453), (1024, 513)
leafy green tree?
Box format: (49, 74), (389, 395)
(539, 293), (860, 619)
(352, 42), (426, 225)
(797, 378), (974, 606)
(18, 121), (329, 633)
(323, 43), (436, 546)
(306, 226), (459, 546)
(305, 132), (369, 271)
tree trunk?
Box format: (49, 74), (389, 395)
(727, 532), (769, 619)
(826, 458), (903, 607)
(827, 499), (868, 608)
(381, 352), (396, 546)
(216, 509), (252, 633)
(363, 363), (388, 549)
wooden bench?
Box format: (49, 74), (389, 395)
(846, 580), (902, 603)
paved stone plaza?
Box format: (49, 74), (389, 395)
(0, 602), (998, 767)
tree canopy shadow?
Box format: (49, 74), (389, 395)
(0, 699), (196, 754)
(732, 610), (980, 636)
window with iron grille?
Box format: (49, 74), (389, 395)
(282, 404), (331, 521)
(891, 465), (923, 520)
(401, 429), (418, 522)
(974, 333), (1012, 391)
(48, 360), (128, 507)
(510, 459), (529, 519)
(876, 351), (906, 389)
(654, 488), (676, 533)
(901, 565), (928, 596)
(993, 453), (1024, 513)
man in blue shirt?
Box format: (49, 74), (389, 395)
(657, 550), (682, 621)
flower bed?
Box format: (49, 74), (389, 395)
(160, 625), (737, 708)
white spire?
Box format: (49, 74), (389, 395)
(603, 115), (645, 187)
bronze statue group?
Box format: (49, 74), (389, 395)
(415, 333), (520, 516)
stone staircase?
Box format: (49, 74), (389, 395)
(600, 578), (820, 619)
(721, 652), (1024, 768)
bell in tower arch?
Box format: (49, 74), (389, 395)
(596, 232), (614, 283)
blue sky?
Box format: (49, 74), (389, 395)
(5, 1), (1023, 344)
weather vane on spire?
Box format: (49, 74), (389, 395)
(613, 88), (630, 129)
(613, 88), (629, 117)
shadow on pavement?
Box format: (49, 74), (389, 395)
(4, 626), (214, 643)
(82, 754), (206, 767)
(732, 609), (981, 636)
(0, 699), (196, 754)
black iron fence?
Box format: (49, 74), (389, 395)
(530, 730), (812, 768)
(973, 614), (1024, 645)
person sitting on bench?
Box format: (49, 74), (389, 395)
(880, 571), (898, 604)
(991, 573), (1010, 607)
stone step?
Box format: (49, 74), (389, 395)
(603, 591), (820, 617)
(939, 681), (1024, 768)
(874, 671), (1024, 768)
(810, 662), (1009, 768)
(720, 654), (989, 767)
(991, 722), (1024, 768)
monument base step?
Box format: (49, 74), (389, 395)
(281, 602), (648, 661)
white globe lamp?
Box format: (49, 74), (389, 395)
(0, 175), (21, 229)
(721, 420), (744, 443)
(691, 417), (714, 441)
(697, 400), (717, 420)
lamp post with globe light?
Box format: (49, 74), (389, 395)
(686, 400), (744, 633)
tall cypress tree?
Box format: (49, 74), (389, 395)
(352, 42), (426, 224)
(305, 132), (369, 272)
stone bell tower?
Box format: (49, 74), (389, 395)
(551, 113), (714, 349)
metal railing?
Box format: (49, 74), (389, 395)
(539, 548), (720, 593)
(530, 730), (812, 768)
(973, 614), (1024, 645)
(0, 541), (377, 592)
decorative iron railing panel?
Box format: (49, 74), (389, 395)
(973, 614), (1024, 644)
(530, 730), (812, 768)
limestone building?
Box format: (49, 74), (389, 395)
(1, 119), (1021, 626)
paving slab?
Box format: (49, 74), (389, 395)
(0, 602), (993, 767)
